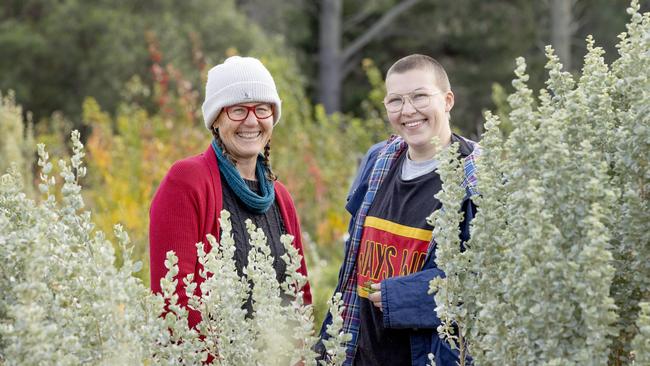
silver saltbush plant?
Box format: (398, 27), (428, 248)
(0, 131), (162, 365)
(155, 215), (319, 365)
(319, 293), (352, 366)
(0, 131), (350, 365)
(429, 1), (648, 365)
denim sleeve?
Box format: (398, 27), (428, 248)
(345, 141), (387, 216)
(381, 267), (445, 329)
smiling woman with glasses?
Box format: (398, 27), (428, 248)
(149, 56), (312, 336)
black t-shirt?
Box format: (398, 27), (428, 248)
(354, 151), (442, 366)
(353, 135), (472, 366)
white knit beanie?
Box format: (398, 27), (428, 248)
(202, 56), (282, 130)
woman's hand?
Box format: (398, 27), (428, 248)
(368, 282), (382, 311)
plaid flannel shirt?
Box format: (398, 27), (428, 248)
(330, 134), (480, 365)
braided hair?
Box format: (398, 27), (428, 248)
(263, 139), (277, 181)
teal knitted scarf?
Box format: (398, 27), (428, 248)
(211, 139), (275, 214)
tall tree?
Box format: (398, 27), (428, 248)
(318, 0), (342, 114)
(318, 0), (422, 114)
(550, 0), (577, 71)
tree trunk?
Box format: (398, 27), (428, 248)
(551, 0), (574, 71)
(318, 0), (342, 113)
(318, 0), (422, 114)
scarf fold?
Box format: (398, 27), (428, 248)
(211, 139), (275, 214)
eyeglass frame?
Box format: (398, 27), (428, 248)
(383, 90), (444, 113)
(224, 103), (274, 121)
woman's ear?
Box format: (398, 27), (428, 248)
(212, 110), (225, 132)
(444, 90), (455, 113)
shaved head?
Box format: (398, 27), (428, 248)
(386, 54), (451, 92)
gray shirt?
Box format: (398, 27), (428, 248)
(400, 155), (440, 180)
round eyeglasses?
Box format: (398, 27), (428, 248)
(383, 91), (442, 113)
(225, 104), (274, 121)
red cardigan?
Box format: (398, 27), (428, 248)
(149, 146), (312, 328)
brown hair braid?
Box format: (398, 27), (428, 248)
(264, 140), (278, 181)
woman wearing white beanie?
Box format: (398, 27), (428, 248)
(149, 56), (312, 330)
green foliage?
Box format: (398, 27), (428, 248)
(427, 141), (471, 359)
(319, 293), (353, 366)
(0, 91), (34, 196)
(3, 0), (640, 139)
(0, 132), (162, 365)
(429, 1), (649, 364)
(632, 302), (650, 364)
(489, 82), (513, 136)
(80, 92), (205, 284)
(608, 2), (650, 363)
(154, 214), (319, 365)
(0, 0), (274, 121)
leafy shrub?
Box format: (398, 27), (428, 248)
(0, 91), (34, 195)
(632, 303), (650, 364)
(0, 131), (160, 365)
(429, 1), (649, 364)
